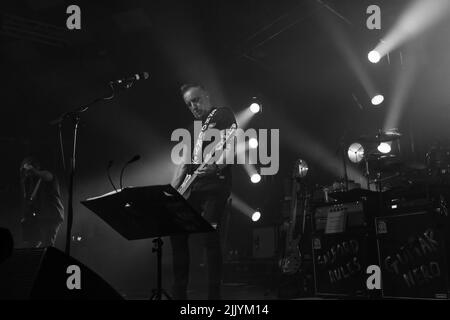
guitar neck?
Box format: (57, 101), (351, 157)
(178, 126), (236, 196)
(285, 179), (298, 246)
(29, 178), (42, 201)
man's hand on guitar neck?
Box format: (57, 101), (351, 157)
(196, 163), (225, 177)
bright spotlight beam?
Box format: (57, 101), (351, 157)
(235, 109), (254, 129)
(383, 56), (418, 130)
(231, 193), (259, 221)
(373, 0), (450, 59)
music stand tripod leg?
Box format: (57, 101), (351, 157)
(150, 237), (172, 300)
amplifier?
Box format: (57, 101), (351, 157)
(376, 210), (450, 299)
(311, 231), (370, 297)
(313, 201), (365, 233)
(311, 201), (376, 297)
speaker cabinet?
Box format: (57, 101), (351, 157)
(0, 247), (123, 300)
(376, 210), (450, 299)
(311, 201), (377, 297)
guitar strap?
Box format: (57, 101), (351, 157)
(192, 108), (218, 165)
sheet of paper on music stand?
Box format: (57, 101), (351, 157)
(325, 211), (347, 234)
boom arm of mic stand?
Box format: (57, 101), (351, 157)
(50, 82), (115, 126)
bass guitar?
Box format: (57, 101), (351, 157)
(279, 159), (309, 275)
(177, 125), (236, 198)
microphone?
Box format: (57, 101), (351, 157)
(120, 155), (141, 190)
(127, 154), (141, 164)
(111, 72), (149, 84)
(106, 160), (118, 193)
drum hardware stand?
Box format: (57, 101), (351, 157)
(364, 157), (371, 190)
(338, 134), (349, 191)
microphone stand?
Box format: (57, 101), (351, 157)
(107, 161), (118, 193)
(119, 155), (141, 190)
(50, 83), (115, 256)
(338, 133), (349, 192)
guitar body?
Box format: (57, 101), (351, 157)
(279, 160), (309, 276)
(176, 125), (236, 199)
(279, 183), (302, 275)
(280, 238), (302, 275)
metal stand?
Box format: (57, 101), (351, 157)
(51, 84), (116, 256)
(150, 237), (172, 300)
(339, 135), (349, 191)
(81, 185), (215, 301)
(364, 157), (371, 190)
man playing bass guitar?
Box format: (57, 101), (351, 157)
(170, 83), (237, 300)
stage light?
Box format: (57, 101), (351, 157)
(250, 173), (261, 183)
(252, 211), (261, 222)
(294, 159), (309, 178)
(377, 142), (391, 154)
(249, 102), (261, 114)
(72, 235), (84, 243)
(348, 143), (364, 163)
(371, 94), (384, 106)
(368, 50), (381, 63)
(249, 138), (258, 149)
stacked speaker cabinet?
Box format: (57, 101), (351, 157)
(375, 210), (450, 299)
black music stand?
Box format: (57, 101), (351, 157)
(81, 184), (215, 300)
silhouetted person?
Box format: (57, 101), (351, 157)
(20, 156), (64, 248)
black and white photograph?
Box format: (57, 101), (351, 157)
(1, 0), (450, 308)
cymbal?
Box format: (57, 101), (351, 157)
(359, 130), (402, 143)
(348, 142), (364, 163)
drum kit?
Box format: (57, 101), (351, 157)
(340, 129), (450, 193)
